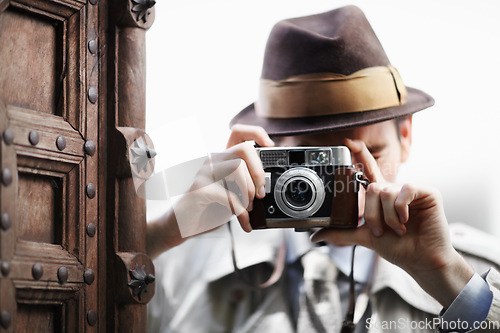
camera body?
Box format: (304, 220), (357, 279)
(249, 146), (360, 230)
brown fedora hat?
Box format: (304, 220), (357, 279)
(230, 5), (434, 137)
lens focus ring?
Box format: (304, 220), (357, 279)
(274, 168), (325, 218)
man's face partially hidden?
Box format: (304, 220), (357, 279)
(278, 118), (412, 218)
(278, 118), (412, 182)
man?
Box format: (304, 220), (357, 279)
(147, 6), (500, 332)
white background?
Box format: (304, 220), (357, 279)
(145, 0), (500, 236)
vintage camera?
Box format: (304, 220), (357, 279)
(249, 146), (362, 230)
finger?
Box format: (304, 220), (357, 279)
(363, 183), (384, 237)
(380, 185), (406, 236)
(227, 124), (275, 149)
(226, 190), (252, 232)
(209, 153), (241, 182)
(310, 225), (373, 248)
(208, 189), (251, 233)
(210, 158), (250, 206)
(236, 210), (252, 233)
(244, 167), (256, 211)
(240, 160), (256, 205)
(344, 139), (385, 183)
(222, 161), (255, 211)
(213, 185), (249, 227)
(227, 142), (266, 198)
(394, 184), (442, 223)
(393, 184), (415, 224)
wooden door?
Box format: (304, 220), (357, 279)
(0, 0), (156, 331)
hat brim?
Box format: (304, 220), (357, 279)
(230, 87), (434, 137)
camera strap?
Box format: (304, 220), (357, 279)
(342, 173), (373, 333)
(340, 245), (357, 333)
(227, 221), (287, 289)
(355, 171), (370, 190)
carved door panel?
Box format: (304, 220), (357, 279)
(0, 0), (101, 331)
(0, 0), (156, 331)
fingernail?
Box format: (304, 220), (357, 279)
(258, 186), (266, 198)
(248, 201), (253, 212)
(309, 230), (323, 243)
(266, 138), (275, 146)
(310, 235), (321, 243)
(395, 228), (405, 236)
(344, 139), (361, 151)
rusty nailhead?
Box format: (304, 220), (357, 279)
(29, 131), (39, 145)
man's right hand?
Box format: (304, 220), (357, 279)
(222, 124), (275, 229)
(147, 125), (274, 258)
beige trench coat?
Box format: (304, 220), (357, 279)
(148, 221), (500, 333)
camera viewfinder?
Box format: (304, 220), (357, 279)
(307, 150), (330, 165)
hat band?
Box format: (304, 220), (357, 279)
(256, 65), (407, 118)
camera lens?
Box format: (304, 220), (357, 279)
(284, 179), (313, 209)
(274, 167), (325, 218)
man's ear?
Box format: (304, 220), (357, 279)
(399, 116), (412, 163)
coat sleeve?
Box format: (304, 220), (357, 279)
(468, 268), (500, 332)
(448, 223), (500, 332)
(483, 268), (500, 330)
